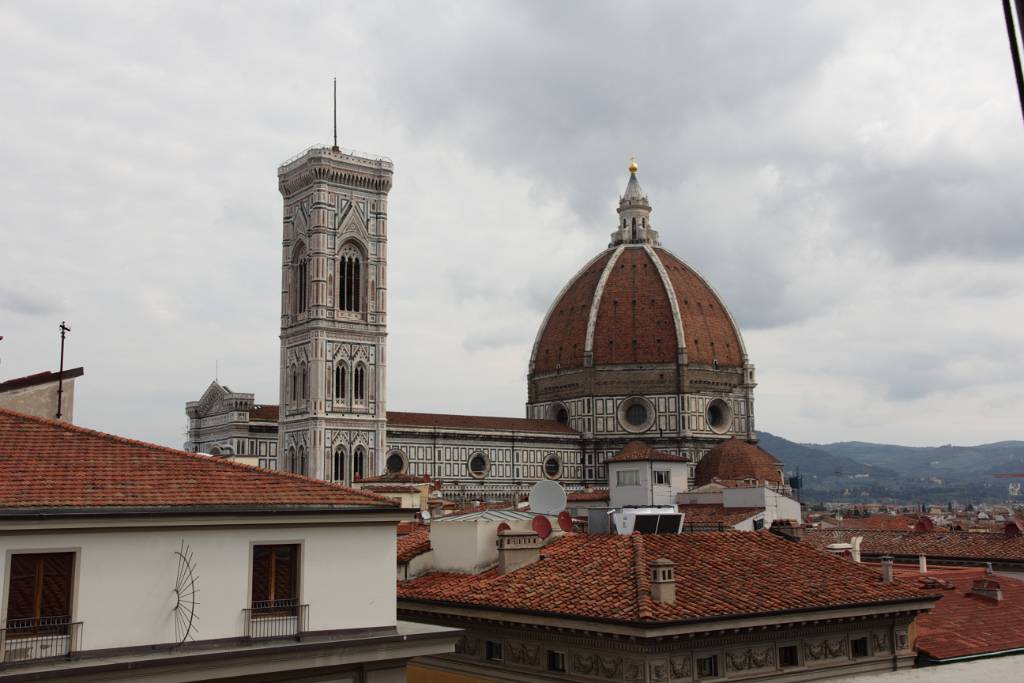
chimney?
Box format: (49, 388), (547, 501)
(918, 555), (928, 573)
(650, 558), (676, 604)
(969, 578), (1003, 602)
(881, 556), (894, 584)
(497, 530), (542, 575)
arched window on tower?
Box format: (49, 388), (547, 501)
(290, 366), (298, 406)
(354, 365), (366, 401)
(286, 446), (295, 473)
(353, 447), (365, 481)
(294, 243), (309, 315)
(296, 445), (306, 476)
(333, 448), (345, 482)
(631, 217), (637, 242)
(334, 364), (346, 400)
(301, 364), (308, 402)
(338, 244), (363, 313)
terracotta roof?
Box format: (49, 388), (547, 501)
(362, 484), (421, 494)
(592, 247), (677, 366)
(361, 472), (426, 484)
(0, 367), (84, 393)
(386, 411), (577, 435)
(677, 504), (763, 528)
(567, 489), (610, 502)
(532, 251), (613, 374)
(0, 407), (398, 512)
(838, 514), (925, 531)
(900, 567), (1024, 661)
(606, 441), (688, 463)
(397, 525), (431, 563)
(530, 245), (744, 375)
(694, 438), (783, 487)
(802, 529), (1024, 564)
(399, 531), (934, 624)
(248, 404), (279, 421)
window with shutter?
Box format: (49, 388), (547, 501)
(5, 552), (74, 634)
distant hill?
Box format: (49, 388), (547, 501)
(757, 432), (901, 501)
(813, 440), (1024, 482)
(756, 432), (1024, 504)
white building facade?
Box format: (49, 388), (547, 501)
(0, 407), (457, 681)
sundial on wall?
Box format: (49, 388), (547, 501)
(172, 541), (200, 645)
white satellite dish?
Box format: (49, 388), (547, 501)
(421, 510), (432, 522)
(529, 480), (567, 515)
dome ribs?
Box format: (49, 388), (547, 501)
(532, 250), (613, 374)
(654, 248), (743, 367)
(593, 247), (676, 366)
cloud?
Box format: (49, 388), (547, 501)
(1, 1), (1022, 449)
(0, 286), (62, 317)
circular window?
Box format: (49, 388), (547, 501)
(543, 454), (561, 480)
(706, 398), (734, 434)
(468, 453), (489, 479)
(386, 451), (406, 474)
(617, 396), (656, 433)
(626, 404), (647, 426)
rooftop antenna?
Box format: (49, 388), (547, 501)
(55, 321), (70, 419)
(332, 77), (339, 151)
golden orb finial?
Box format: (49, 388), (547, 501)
(629, 155), (638, 173)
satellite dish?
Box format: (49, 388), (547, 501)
(497, 521), (511, 533)
(532, 515), (552, 540)
(421, 510), (432, 522)
(557, 510), (573, 532)
(529, 480), (567, 515)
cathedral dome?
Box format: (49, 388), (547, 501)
(694, 438), (783, 488)
(529, 165), (746, 376)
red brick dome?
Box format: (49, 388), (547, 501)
(694, 438), (783, 487)
(529, 245), (745, 375)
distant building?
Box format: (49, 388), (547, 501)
(0, 406), (457, 679)
(0, 367), (83, 422)
(189, 151), (763, 501)
(802, 525), (1024, 575)
(185, 381), (279, 468)
(677, 438), (801, 530)
(398, 526), (937, 682)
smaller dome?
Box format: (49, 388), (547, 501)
(694, 438), (783, 488)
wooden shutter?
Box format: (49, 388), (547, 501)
(251, 546), (272, 604)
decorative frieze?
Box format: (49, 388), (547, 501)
(725, 646), (774, 672)
(804, 637), (847, 661)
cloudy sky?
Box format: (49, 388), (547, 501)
(2, 1), (1023, 449)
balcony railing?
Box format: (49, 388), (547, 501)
(243, 600), (308, 641)
(1, 617), (82, 665)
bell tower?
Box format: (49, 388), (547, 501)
(277, 144), (393, 484)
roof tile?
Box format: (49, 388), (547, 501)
(0, 407), (397, 510)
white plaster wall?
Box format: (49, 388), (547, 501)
(720, 487), (769, 508)
(677, 489), (725, 506)
(0, 521), (395, 651)
(430, 518), (533, 573)
(609, 462), (689, 508)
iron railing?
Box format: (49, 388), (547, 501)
(1, 617), (82, 665)
(242, 600), (308, 641)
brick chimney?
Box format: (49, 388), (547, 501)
(881, 556), (894, 584)
(969, 578), (1003, 602)
(650, 558), (676, 604)
(497, 530), (542, 575)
